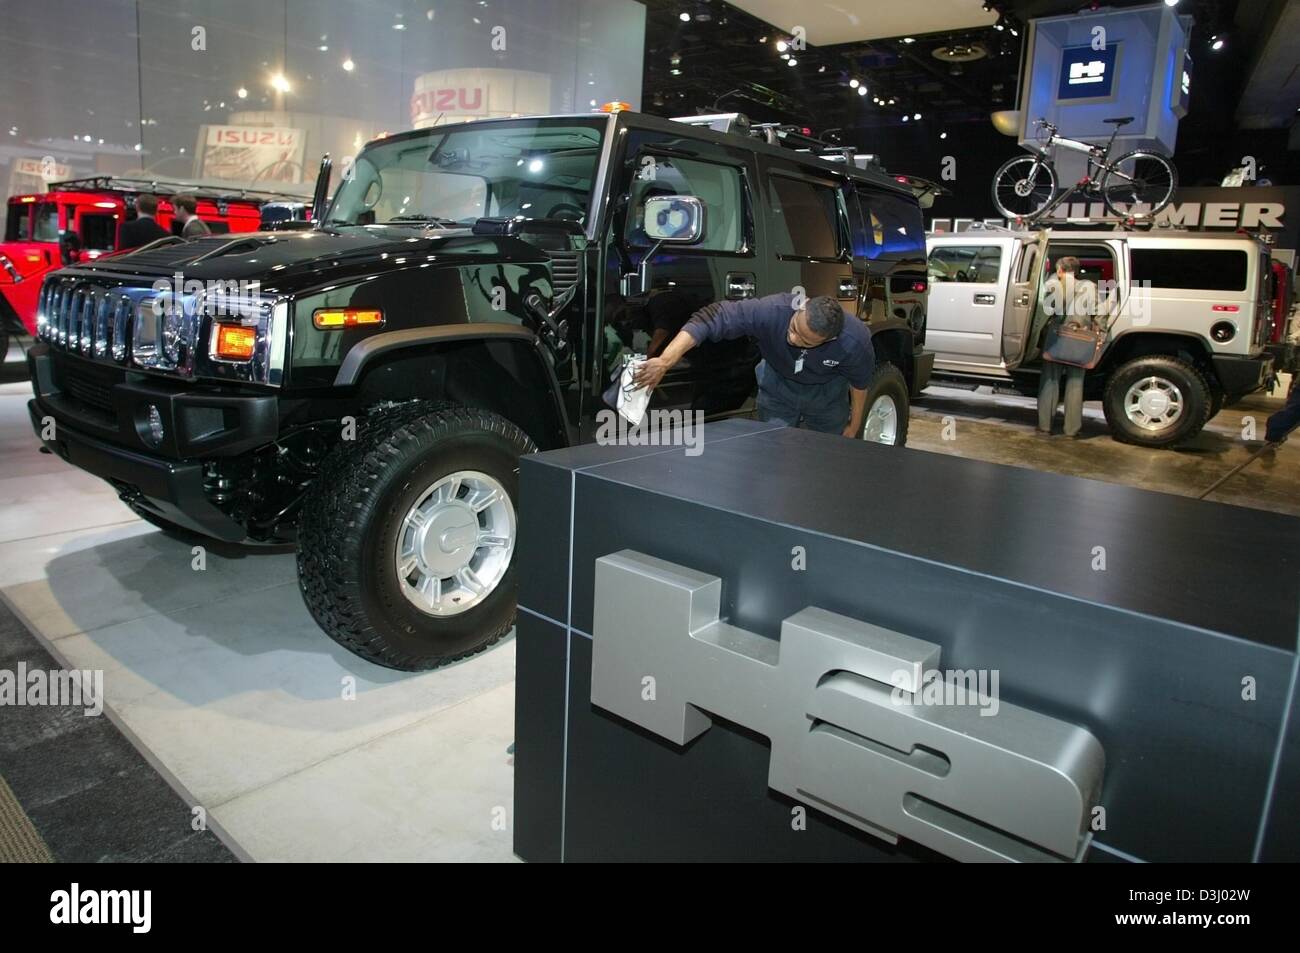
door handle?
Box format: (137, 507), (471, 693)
(592, 550), (1105, 863)
(974, 293), (997, 305)
(838, 277), (859, 299)
(725, 272), (756, 299)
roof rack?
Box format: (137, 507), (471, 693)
(670, 112), (885, 173)
(44, 174), (312, 203)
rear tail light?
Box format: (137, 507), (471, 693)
(1212, 304), (1239, 312)
(912, 280), (927, 293)
(313, 308), (383, 329)
(213, 323), (257, 361)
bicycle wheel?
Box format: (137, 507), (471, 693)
(991, 155), (1058, 219)
(1101, 151), (1178, 216)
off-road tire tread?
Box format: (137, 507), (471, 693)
(1102, 355), (1212, 448)
(297, 400), (535, 670)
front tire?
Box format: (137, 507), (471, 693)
(297, 401), (536, 670)
(992, 155), (1058, 219)
(860, 362), (910, 447)
(1102, 355), (1211, 448)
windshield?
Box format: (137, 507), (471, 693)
(327, 117), (607, 229)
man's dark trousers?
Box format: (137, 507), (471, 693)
(754, 360), (850, 433)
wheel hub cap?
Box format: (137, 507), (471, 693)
(1014, 179), (1035, 197)
(1124, 376), (1184, 431)
(396, 470), (515, 617)
(862, 395), (899, 445)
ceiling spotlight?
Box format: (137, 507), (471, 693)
(670, 68), (681, 75)
(392, 21), (405, 30)
(940, 131), (948, 139)
(679, 11), (690, 21)
(787, 57), (798, 66)
(342, 58), (355, 72)
(913, 112), (922, 120)
(888, 98), (896, 105)
(818, 65), (826, 73)
(270, 72), (290, 93)
(236, 86), (248, 99)
(902, 37), (915, 44)
(1010, 26), (1019, 37)
(1211, 35), (1225, 50)
(858, 86), (867, 96)
(901, 115), (909, 122)
(318, 45), (328, 52)
(994, 20), (1005, 32)
(1164, 0), (1180, 6)
(776, 39), (788, 52)
(849, 78), (859, 88)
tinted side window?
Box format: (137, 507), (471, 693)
(5, 206), (30, 242)
(626, 156), (744, 252)
(857, 188), (925, 260)
(929, 245), (1001, 283)
(80, 213), (116, 251)
(769, 175), (840, 259)
(1130, 249), (1248, 292)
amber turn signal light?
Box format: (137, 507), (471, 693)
(214, 323), (257, 361)
(313, 308), (383, 329)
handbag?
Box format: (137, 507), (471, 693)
(1042, 318), (1106, 370)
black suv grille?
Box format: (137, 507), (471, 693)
(39, 278), (135, 364)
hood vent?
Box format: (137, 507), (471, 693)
(117, 236), (235, 269)
(545, 249), (581, 295)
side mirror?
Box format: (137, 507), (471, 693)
(643, 195), (705, 244)
(621, 195), (706, 299)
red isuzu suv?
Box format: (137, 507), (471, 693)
(1, 176), (303, 352)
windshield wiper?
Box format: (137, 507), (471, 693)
(387, 214), (464, 227)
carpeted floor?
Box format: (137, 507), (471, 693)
(0, 773), (51, 862)
(0, 596), (237, 862)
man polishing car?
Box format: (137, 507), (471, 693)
(633, 292), (874, 437)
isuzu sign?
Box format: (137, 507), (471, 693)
(197, 124), (306, 183)
(591, 551), (1105, 863)
(409, 68), (551, 128)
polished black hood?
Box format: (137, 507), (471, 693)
(64, 225), (551, 296)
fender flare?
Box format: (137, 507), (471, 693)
(334, 323), (539, 387)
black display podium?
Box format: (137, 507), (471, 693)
(512, 419), (1300, 863)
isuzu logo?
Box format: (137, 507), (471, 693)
(591, 550), (1105, 862)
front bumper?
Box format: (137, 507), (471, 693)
(1212, 352), (1274, 399)
(27, 344), (279, 541)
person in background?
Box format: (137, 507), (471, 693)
(174, 195), (211, 238)
(1265, 381), (1300, 444)
(633, 292), (874, 437)
(1037, 256), (1098, 437)
(117, 194), (168, 250)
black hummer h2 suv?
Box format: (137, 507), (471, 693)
(27, 109), (933, 671)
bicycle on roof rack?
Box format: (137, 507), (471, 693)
(990, 116), (1178, 221)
